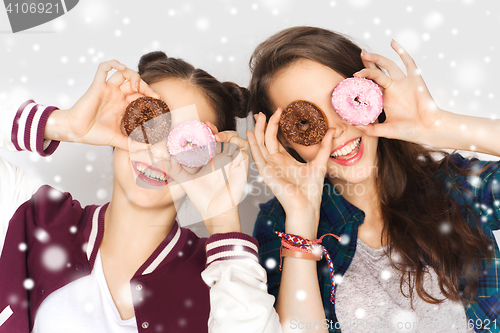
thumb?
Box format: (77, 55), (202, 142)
(163, 157), (193, 185)
(356, 122), (394, 138)
(113, 134), (131, 151)
(312, 128), (335, 168)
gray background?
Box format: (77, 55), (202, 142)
(1, 0), (499, 237)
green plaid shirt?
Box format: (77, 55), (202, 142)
(253, 154), (500, 332)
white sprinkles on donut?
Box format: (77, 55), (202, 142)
(331, 77), (383, 126)
(167, 120), (217, 168)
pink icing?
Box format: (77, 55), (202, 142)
(167, 120), (217, 168)
(331, 77), (383, 126)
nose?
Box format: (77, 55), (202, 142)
(325, 110), (348, 139)
(150, 140), (171, 160)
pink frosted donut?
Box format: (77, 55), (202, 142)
(331, 77), (383, 126)
(167, 120), (217, 168)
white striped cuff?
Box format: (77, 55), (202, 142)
(206, 232), (259, 267)
(11, 100), (60, 156)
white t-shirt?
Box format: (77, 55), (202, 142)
(32, 251), (138, 333)
(335, 238), (474, 333)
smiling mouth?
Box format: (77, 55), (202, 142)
(330, 138), (362, 160)
(132, 161), (172, 184)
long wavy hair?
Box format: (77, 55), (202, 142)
(248, 26), (492, 303)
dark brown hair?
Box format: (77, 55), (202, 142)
(248, 26), (492, 303)
(138, 51), (249, 131)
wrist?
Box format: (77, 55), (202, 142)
(284, 211), (319, 240)
(45, 109), (71, 142)
(203, 209), (242, 235)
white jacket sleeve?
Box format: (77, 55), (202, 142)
(202, 233), (282, 333)
(0, 94), (60, 253)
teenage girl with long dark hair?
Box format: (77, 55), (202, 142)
(248, 26), (500, 332)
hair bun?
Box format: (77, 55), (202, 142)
(222, 81), (250, 119)
(138, 51), (168, 75)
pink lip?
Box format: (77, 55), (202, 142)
(131, 161), (171, 187)
(330, 138), (364, 166)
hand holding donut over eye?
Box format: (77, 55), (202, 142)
(164, 123), (249, 235)
(45, 60), (161, 150)
(353, 40), (444, 145)
(248, 111), (336, 239)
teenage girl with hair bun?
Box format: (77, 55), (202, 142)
(0, 52), (281, 332)
(248, 26), (500, 332)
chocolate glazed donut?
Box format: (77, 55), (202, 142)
(123, 96), (170, 144)
(279, 100), (328, 146)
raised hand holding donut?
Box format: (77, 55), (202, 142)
(44, 60), (160, 150)
(164, 123), (249, 235)
(248, 111), (335, 239)
(353, 40), (444, 145)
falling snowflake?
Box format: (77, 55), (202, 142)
(296, 290), (307, 301)
(34, 228), (50, 243)
(340, 234), (350, 245)
(23, 278), (34, 290)
(42, 245), (68, 272)
(265, 258), (277, 269)
(439, 221), (452, 234)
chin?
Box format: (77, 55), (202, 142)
(124, 188), (169, 209)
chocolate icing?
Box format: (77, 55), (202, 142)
(123, 97), (170, 144)
(279, 100), (328, 146)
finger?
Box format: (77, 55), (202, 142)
(112, 133), (130, 151)
(230, 144), (249, 168)
(360, 51), (406, 80)
(356, 122), (395, 139)
(247, 130), (268, 167)
(216, 130), (239, 155)
(227, 135), (249, 157)
(119, 81), (136, 96)
(205, 121), (219, 135)
(353, 68), (393, 90)
(93, 60), (127, 83)
(106, 68), (131, 87)
(138, 80), (161, 99)
(264, 108), (282, 155)
(254, 112), (268, 147)
(253, 113), (270, 160)
(391, 40), (419, 76)
(215, 130), (240, 143)
(161, 155), (193, 184)
(360, 49), (377, 70)
(126, 93), (146, 104)
(311, 128), (335, 167)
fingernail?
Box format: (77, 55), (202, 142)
(227, 144), (236, 156)
(230, 155), (241, 168)
(361, 49), (367, 56)
(135, 82), (139, 92)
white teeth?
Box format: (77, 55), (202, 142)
(135, 163), (167, 182)
(330, 138), (361, 158)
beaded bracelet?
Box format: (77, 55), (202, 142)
(275, 231), (341, 304)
